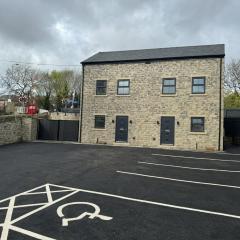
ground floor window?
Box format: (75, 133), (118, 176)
(191, 117), (205, 132)
(94, 115), (105, 129)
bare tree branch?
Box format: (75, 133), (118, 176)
(225, 59), (240, 94)
(0, 64), (38, 104)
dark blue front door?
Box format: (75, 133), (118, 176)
(160, 117), (175, 145)
(115, 116), (128, 142)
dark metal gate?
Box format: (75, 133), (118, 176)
(38, 119), (79, 142)
(224, 117), (240, 145)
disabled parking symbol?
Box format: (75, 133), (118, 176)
(57, 202), (113, 227)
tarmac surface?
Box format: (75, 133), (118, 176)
(1, 142), (240, 239)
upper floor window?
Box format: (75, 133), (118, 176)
(117, 80), (130, 95)
(94, 115), (105, 129)
(162, 78), (176, 94)
(192, 77), (205, 94)
(191, 117), (205, 132)
(96, 80), (107, 95)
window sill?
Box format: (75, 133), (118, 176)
(160, 94), (177, 97)
(115, 95), (131, 97)
(190, 94), (208, 96)
(93, 128), (106, 131)
(189, 132), (207, 135)
(94, 95), (108, 97)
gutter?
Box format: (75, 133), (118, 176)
(79, 64), (85, 143)
(218, 58), (223, 151)
(81, 55), (225, 65)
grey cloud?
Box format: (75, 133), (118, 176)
(0, 0), (239, 75)
(0, 1), (55, 45)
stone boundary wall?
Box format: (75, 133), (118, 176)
(0, 115), (37, 145)
(49, 112), (79, 121)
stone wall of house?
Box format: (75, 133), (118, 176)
(0, 115), (37, 145)
(81, 57), (224, 151)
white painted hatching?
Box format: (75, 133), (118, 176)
(1, 182), (240, 240)
(0, 184), (78, 240)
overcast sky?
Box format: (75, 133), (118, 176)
(0, 0), (239, 76)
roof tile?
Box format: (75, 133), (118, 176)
(82, 44), (225, 64)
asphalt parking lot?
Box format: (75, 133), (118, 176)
(1, 142), (240, 239)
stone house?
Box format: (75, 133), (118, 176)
(80, 44), (225, 151)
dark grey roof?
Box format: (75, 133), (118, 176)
(82, 44), (225, 64)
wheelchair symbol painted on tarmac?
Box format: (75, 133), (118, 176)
(57, 202), (113, 227)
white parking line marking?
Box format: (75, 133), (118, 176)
(46, 184), (53, 203)
(22, 189), (72, 196)
(10, 189), (80, 225)
(1, 197), (15, 240)
(139, 161), (240, 173)
(152, 153), (240, 163)
(216, 152), (240, 156)
(2, 182), (240, 240)
(50, 183), (240, 220)
(0, 184), (48, 204)
(0, 184), (79, 239)
(9, 225), (56, 240)
(0, 203), (47, 210)
(117, 170), (240, 189)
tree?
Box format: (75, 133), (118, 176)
(51, 70), (71, 111)
(0, 64), (38, 105)
(35, 72), (53, 110)
(0, 89), (7, 97)
(67, 71), (82, 108)
(35, 69), (81, 110)
(0, 65), (82, 110)
(224, 92), (240, 109)
(224, 59), (240, 109)
(68, 71), (81, 95)
(225, 59), (240, 94)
